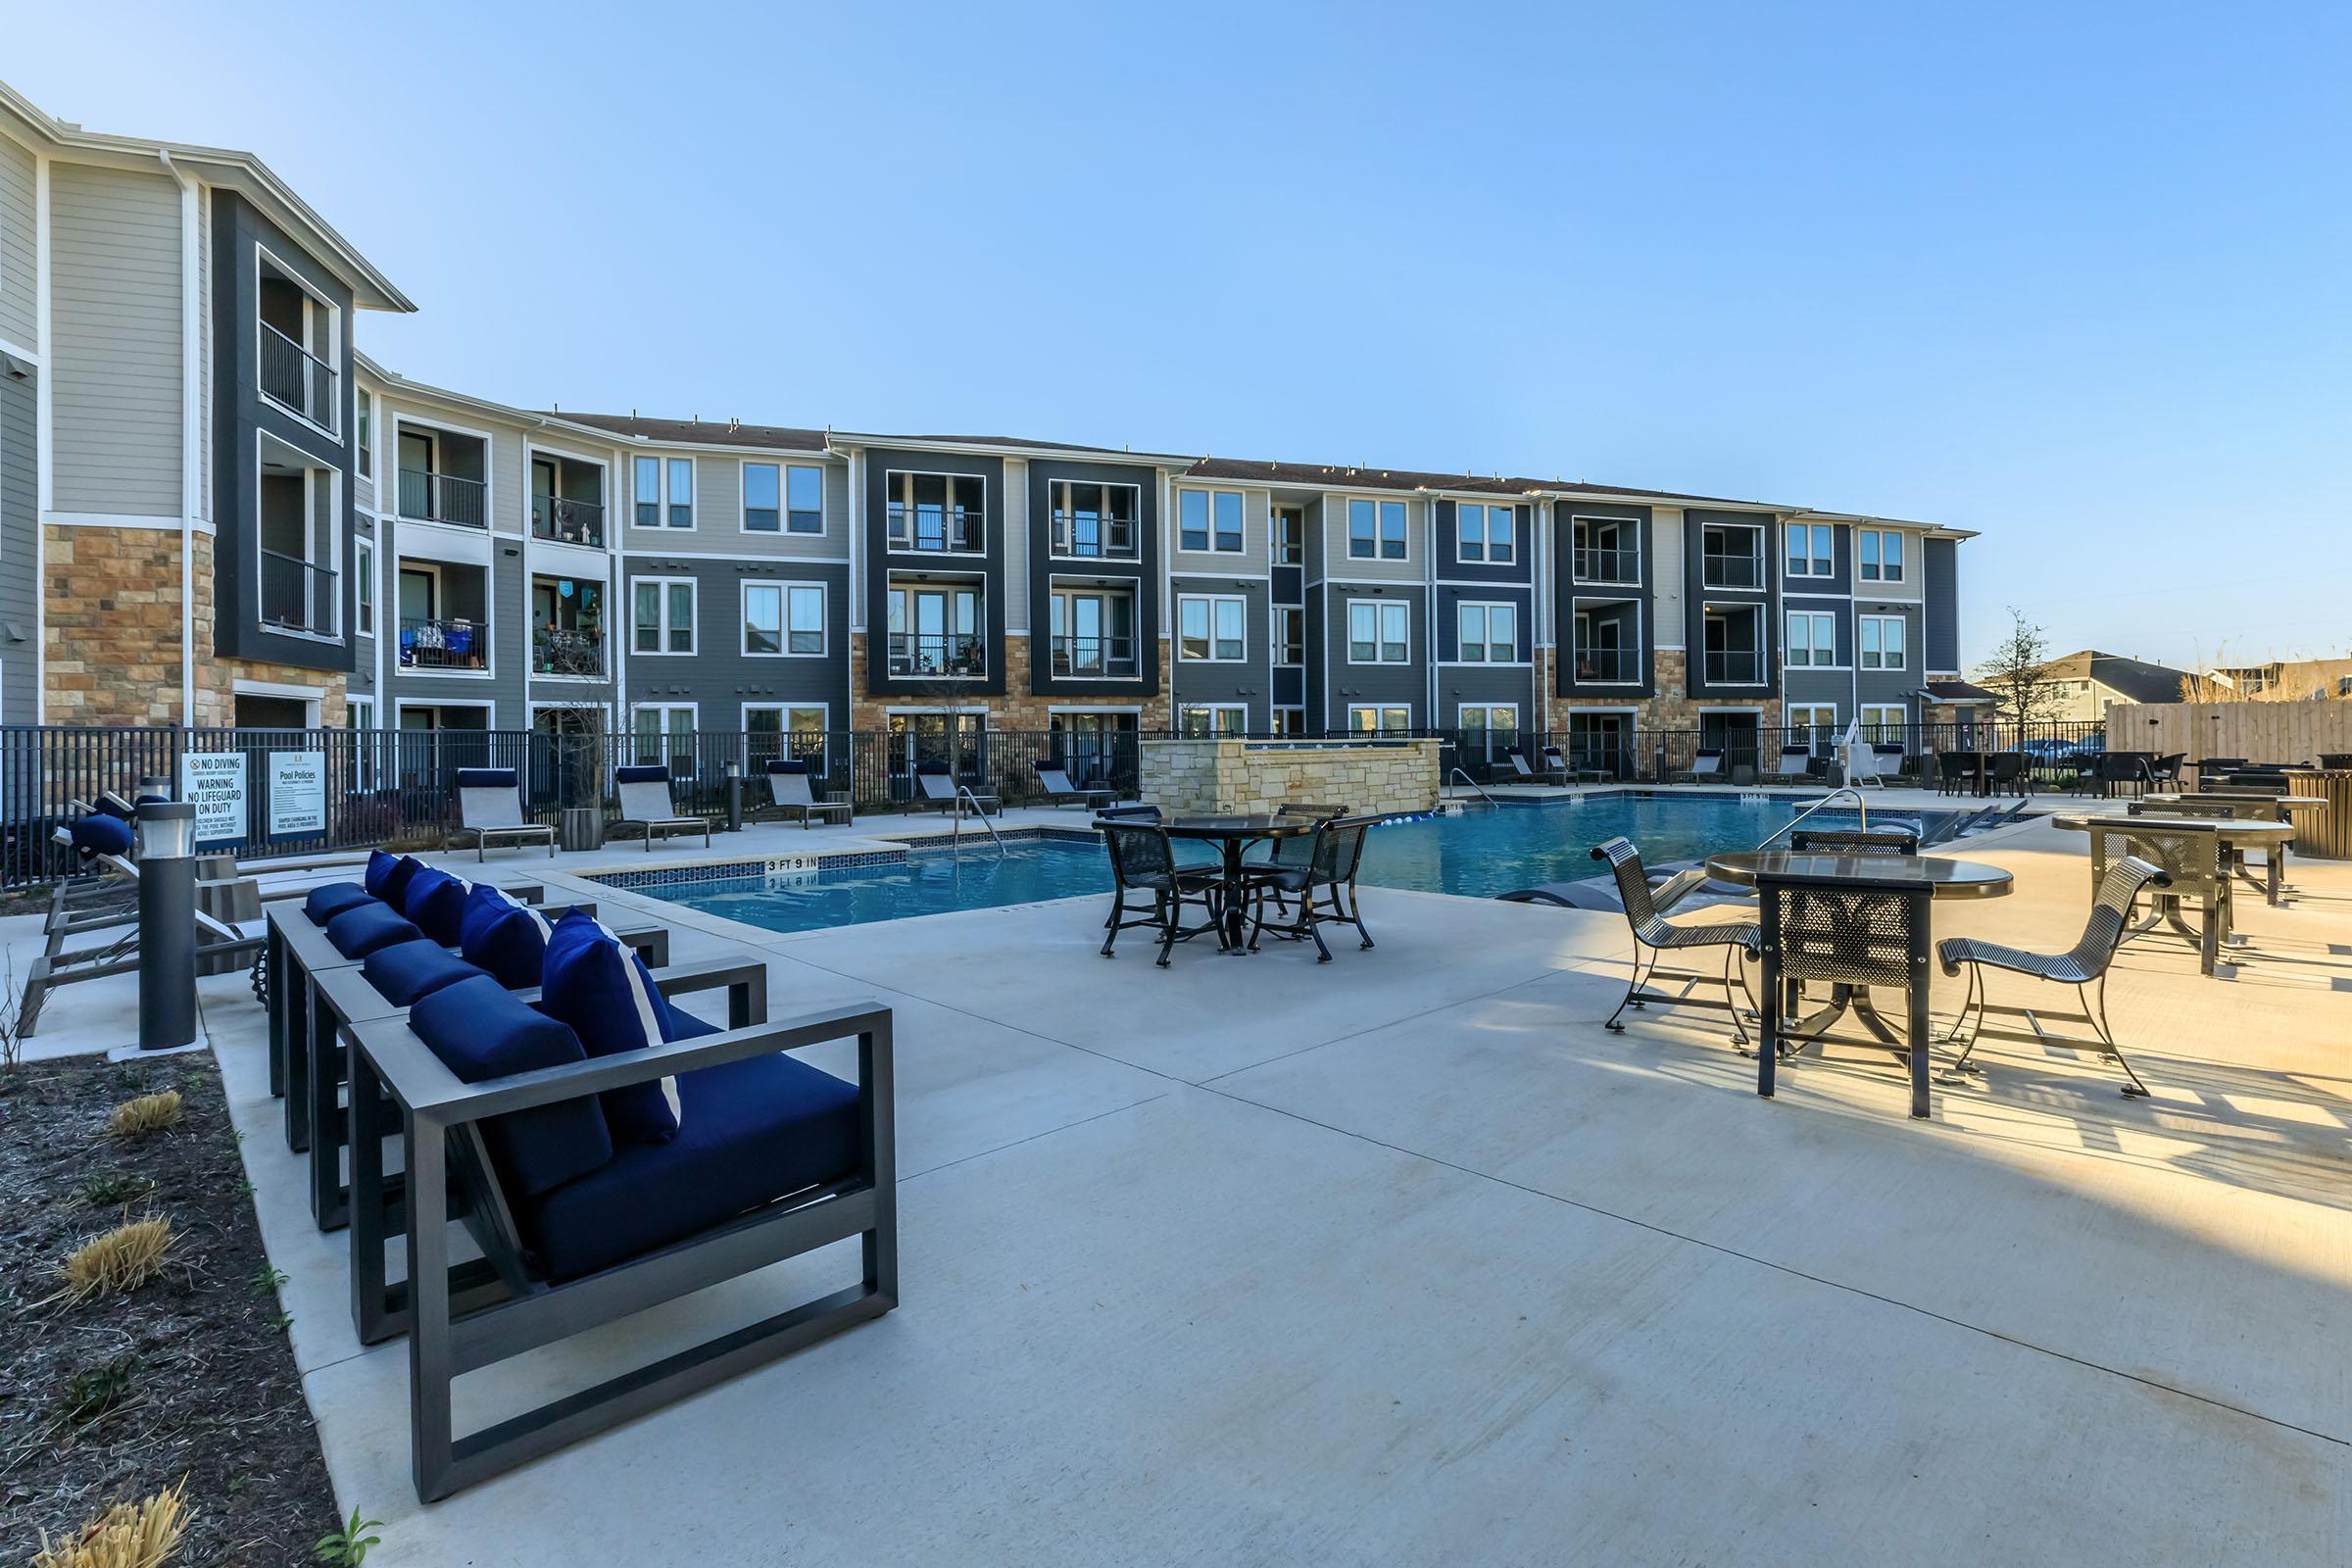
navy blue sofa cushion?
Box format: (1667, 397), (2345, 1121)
(363, 939), (489, 1007)
(70, 813), (135, 860)
(539, 912), (681, 1145)
(403, 867), (471, 947)
(365, 851), (423, 906)
(460, 884), (555, 991)
(409, 977), (613, 1200)
(304, 881), (375, 926)
(325, 902), (424, 959)
(520, 1036), (861, 1281)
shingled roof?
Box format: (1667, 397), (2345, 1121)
(548, 412), (831, 453)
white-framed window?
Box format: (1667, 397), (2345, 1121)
(1786, 522), (1834, 577)
(1786, 702), (1838, 743)
(631, 576), (696, 655)
(1272, 508), (1304, 565)
(886, 582), (985, 676)
(1457, 503), (1515, 564)
(788, 465), (825, 533)
(887, 470), (986, 552)
(743, 463), (781, 532)
(1271, 706), (1306, 736)
(1456, 602), (1517, 662)
(356, 389), (371, 476)
(630, 703), (697, 764)
(1348, 599), (1410, 663)
(1051, 480), (1140, 559)
(633, 456), (694, 528)
(347, 698), (375, 731)
(1457, 703), (1519, 760)
(1272, 605), (1304, 666)
(1177, 594), (1247, 662)
(1348, 704), (1412, 735)
(356, 540), (373, 636)
(1177, 704), (1249, 738)
(1348, 497), (1408, 561)
(1859, 528), (1904, 581)
(1178, 489), (1245, 554)
(743, 581), (825, 657)
(1859, 614), (1906, 670)
(1859, 702), (1907, 739)
(745, 703), (831, 769)
(1786, 610), (1837, 667)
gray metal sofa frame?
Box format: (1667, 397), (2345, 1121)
(446, 768), (558, 860)
(611, 765), (712, 851)
(345, 980), (895, 1500)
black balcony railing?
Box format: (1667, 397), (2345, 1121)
(887, 507), (983, 553)
(259, 549), (337, 637)
(1702, 649), (1763, 683)
(399, 467), (489, 528)
(259, 322), (338, 431)
(1573, 545), (1639, 582)
(1701, 552), (1764, 589)
(1050, 514), (1137, 560)
(399, 615), (488, 671)
(531, 494), (606, 547)
(532, 627), (604, 677)
(1047, 634), (1139, 677)
(887, 632), (986, 677)
(1573, 645), (1637, 682)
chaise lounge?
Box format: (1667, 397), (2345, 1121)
(611, 764), (712, 850)
(445, 767), (557, 860)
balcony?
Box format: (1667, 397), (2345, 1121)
(887, 506), (983, 554)
(1573, 545), (1639, 583)
(260, 550), (337, 638)
(887, 632), (986, 678)
(1701, 552), (1764, 590)
(532, 494), (606, 548)
(532, 626), (605, 678)
(1702, 649), (1763, 684)
(400, 468), (489, 529)
(399, 616), (488, 671)
(1051, 512), (1137, 561)
(259, 322), (338, 432)
(1048, 634), (1140, 678)
(1573, 645), (1637, 683)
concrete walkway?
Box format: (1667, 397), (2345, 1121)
(12, 814), (2346, 1564)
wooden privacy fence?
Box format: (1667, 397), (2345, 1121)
(2105, 703), (2352, 762)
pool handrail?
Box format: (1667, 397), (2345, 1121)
(1755, 786), (1870, 851)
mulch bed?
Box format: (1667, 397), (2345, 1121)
(0, 1054), (338, 1565)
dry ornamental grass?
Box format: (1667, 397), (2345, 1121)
(31, 1482), (190, 1568)
(104, 1092), (183, 1140)
(61, 1216), (175, 1300)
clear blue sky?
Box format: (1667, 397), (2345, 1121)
(8, 1), (2346, 668)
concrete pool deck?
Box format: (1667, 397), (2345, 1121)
(7, 812), (2344, 1563)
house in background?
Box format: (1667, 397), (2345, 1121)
(2206, 657), (2352, 701)
(1982, 649), (2193, 721)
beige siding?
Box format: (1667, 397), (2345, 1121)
(1002, 459), (1028, 630)
(1650, 507), (1686, 647)
(1321, 491), (1424, 583)
(490, 426), (525, 536)
(1858, 524), (1925, 602)
(612, 447), (850, 561)
(1170, 480), (1269, 572)
(51, 162), (183, 516)
(695, 453), (740, 533)
(0, 134), (34, 351)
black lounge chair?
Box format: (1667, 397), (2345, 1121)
(345, 966), (894, 1499)
(1098, 819), (1223, 965)
(1544, 746), (1608, 784)
(1591, 836), (1759, 1048)
(914, 760), (1000, 816)
(1244, 813), (1379, 960)
(1503, 746), (1567, 786)
(611, 765), (711, 850)
(754, 759), (853, 829)
(1032, 760), (1115, 810)
(1788, 827), (1920, 855)
(1670, 748), (1726, 785)
(446, 767), (557, 859)
(1938, 857), (2169, 1098)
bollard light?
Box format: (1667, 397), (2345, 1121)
(135, 802), (199, 1052)
(724, 760), (745, 834)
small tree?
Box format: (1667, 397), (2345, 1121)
(1978, 608), (2059, 743)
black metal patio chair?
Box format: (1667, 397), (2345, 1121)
(1936, 753), (1971, 797)
(1937, 856), (2169, 1098)
(1986, 752), (2031, 797)
(1098, 819), (1224, 965)
(1591, 836), (1759, 1049)
(1788, 827), (1921, 856)
(1244, 813), (1379, 960)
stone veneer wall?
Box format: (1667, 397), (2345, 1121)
(1541, 650), (1782, 737)
(1142, 738), (1440, 816)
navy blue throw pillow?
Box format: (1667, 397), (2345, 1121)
(71, 814), (134, 862)
(402, 868), (471, 947)
(304, 881), (374, 926)
(460, 884), (555, 991)
(324, 901), (423, 960)
(365, 851), (424, 908)
(409, 977), (612, 1199)
(363, 939), (488, 1007)
(539, 911), (682, 1145)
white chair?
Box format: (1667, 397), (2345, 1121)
(611, 765), (712, 851)
(758, 760), (853, 829)
(447, 767), (556, 860)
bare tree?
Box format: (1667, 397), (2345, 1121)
(1978, 608), (2060, 739)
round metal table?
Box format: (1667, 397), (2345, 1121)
(1704, 850), (2016, 899)
(1161, 814), (1320, 954)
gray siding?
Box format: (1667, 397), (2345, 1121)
(1169, 575), (1269, 731)
(1326, 583), (1427, 726)
(51, 163), (183, 516)
(1853, 600), (1924, 715)
(0, 135), (36, 352)
(1438, 664), (1537, 728)
(1923, 536), (1960, 673)
(0, 367), (35, 720)
(620, 555), (850, 725)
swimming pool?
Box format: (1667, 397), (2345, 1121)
(613, 794), (1963, 937)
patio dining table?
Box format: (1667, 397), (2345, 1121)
(1161, 813), (1321, 955)
(2059, 810), (2297, 907)
(1705, 850), (2013, 1118)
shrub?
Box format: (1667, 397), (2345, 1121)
(62, 1217), (175, 1301)
(105, 1092), (183, 1140)
(32, 1481), (189, 1568)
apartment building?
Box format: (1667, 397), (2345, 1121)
(0, 78), (1978, 757)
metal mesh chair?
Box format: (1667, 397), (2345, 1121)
(1099, 820), (1223, 965)
(1755, 865), (1936, 1115)
(1986, 752), (2030, 797)
(2087, 820), (2230, 974)
(1788, 827), (1920, 855)
(1591, 837), (1760, 1048)
(1245, 815), (1378, 960)
(1938, 856), (2169, 1097)
(1936, 753), (1971, 797)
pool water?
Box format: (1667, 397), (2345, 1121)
(630, 795), (1957, 936)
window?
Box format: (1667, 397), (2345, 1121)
(1177, 704), (1248, 738)
(1051, 480), (1139, 558)
(743, 582), (824, 657)
(743, 463), (780, 531)
(1458, 704), (1519, 761)
(1456, 602), (1517, 662)
(1272, 606), (1304, 666)
(1348, 705), (1411, 735)
(887, 471), (985, 552)
(348, 698), (374, 732)
(886, 583), (983, 675)
(1348, 498), (1407, 560)
(1177, 489), (1244, 554)
(357, 390), (371, 476)
(633, 457), (661, 528)
(1786, 611), (1837, 667)
(1859, 529), (1904, 581)
(630, 456), (690, 528)
(666, 459), (694, 528)
(1050, 589), (1137, 675)
(1786, 703), (1838, 744)
(1573, 516), (1639, 582)
(1177, 595), (1246, 662)
(631, 704), (696, 765)
(787, 465), (823, 533)
(631, 577), (696, 654)
(1458, 504), (1515, 564)
(746, 704), (830, 770)
(1272, 509), (1303, 564)
(1859, 614), (1906, 670)
(1271, 707), (1306, 737)
(1859, 703), (1907, 739)
(356, 541), (373, 635)
(1786, 522), (1833, 577)
(1348, 600), (1409, 663)
(1701, 523), (1764, 588)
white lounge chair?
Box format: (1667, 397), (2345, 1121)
(611, 765), (712, 851)
(446, 767), (556, 860)
(1769, 745), (1815, 782)
(1671, 748), (1726, 784)
(757, 759), (853, 829)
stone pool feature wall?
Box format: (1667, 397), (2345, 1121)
(1141, 738), (1441, 817)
